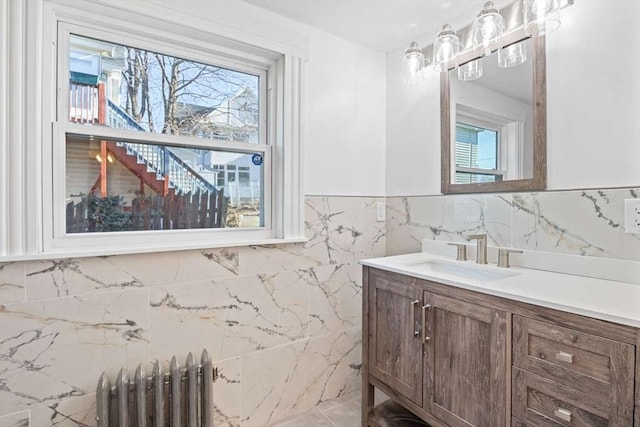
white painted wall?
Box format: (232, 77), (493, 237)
(155, 0), (387, 197)
(386, 0), (640, 196)
(304, 29), (386, 196)
(546, 0), (640, 189)
(386, 47), (442, 196)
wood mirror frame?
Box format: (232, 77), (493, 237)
(441, 36), (547, 194)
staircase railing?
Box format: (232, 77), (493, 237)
(69, 82), (101, 124)
(87, 93), (217, 194)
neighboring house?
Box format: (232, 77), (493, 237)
(174, 87), (259, 143)
(172, 88), (261, 205)
(67, 37), (261, 207)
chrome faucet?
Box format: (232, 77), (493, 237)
(467, 234), (488, 264)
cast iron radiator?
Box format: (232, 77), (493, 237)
(96, 349), (217, 427)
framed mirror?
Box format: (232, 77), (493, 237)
(441, 36), (546, 194)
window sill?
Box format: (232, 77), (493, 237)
(0, 237), (308, 262)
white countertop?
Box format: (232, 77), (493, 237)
(361, 252), (640, 329)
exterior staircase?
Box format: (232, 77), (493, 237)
(106, 99), (216, 195)
(70, 81), (216, 196)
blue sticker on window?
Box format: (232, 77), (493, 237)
(252, 153), (263, 166)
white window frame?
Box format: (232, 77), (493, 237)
(452, 102), (525, 183)
(0, 0), (307, 260)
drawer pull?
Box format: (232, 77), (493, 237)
(554, 408), (572, 422)
(422, 304), (431, 343)
(410, 300), (420, 338)
(556, 351), (574, 364)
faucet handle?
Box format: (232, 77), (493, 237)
(447, 242), (468, 261)
(497, 248), (523, 268)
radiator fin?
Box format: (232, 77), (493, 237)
(96, 349), (215, 427)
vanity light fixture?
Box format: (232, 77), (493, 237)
(498, 40), (527, 67)
(523, 0), (561, 37)
(458, 58), (483, 81)
(433, 24), (460, 72)
(472, 1), (505, 55)
(402, 0), (573, 80)
(403, 41), (426, 85)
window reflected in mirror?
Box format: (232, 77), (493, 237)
(454, 122), (501, 184)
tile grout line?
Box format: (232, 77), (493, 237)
(317, 406), (339, 427)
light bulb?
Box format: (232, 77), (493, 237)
(498, 40), (527, 68)
(481, 17), (498, 39)
(408, 55), (421, 74)
(472, 2), (504, 54)
(433, 25), (460, 72)
(524, 0), (561, 37)
(458, 58), (483, 81)
(531, 0), (552, 15)
(403, 41), (426, 85)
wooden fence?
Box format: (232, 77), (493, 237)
(66, 190), (226, 233)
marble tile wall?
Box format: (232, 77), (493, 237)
(386, 187), (640, 262)
(0, 196), (385, 427)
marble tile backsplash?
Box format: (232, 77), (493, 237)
(2, 188), (636, 426)
(0, 196), (384, 427)
(387, 187), (640, 262)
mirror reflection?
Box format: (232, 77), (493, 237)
(449, 38), (533, 184)
(441, 35), (546, 194)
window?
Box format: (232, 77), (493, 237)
(64, 34), (266, 234)
(454, 122), (502, 184)
(0, 1), (307, 258)
(453, 103), (525, 185)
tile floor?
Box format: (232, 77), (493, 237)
(268, 392), (362, 426)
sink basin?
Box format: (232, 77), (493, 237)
(404, 259), (520, 282)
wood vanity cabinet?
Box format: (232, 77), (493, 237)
(362, 266), (639, 427)
(422, 291), (507, 427)
(367, 272), (423, 405)
(364, 268), (508, 427)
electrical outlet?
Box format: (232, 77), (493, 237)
(624, 199), (640, 234)
(376, 202), (386, 222)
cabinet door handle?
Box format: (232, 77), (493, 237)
(421, 304), (431, 343)
(553, 408), (572, 422)
(556, 351), (574, 364)
(410, 300), (420, 337)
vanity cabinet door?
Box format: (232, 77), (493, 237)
(368, 271), (423, 405)
(422, 291), (508, 427)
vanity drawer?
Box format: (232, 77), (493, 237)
(512, 316), (634, 403)
(512, 367), (632, 426)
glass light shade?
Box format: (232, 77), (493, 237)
(472, 2), (504, 54)
(433, 24), (460, 72)
(403, 41), (426, 85)
(458, 58), (483, 81)
(498, 40), (527, 68)
(524, 0), (561, 37)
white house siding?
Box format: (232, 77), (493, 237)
(66, 140), (155, 206)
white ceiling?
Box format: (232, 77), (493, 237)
(242, 0), (513, 53)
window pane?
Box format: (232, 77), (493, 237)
(65, 134), (264, 233)
(454, 172), (502, 184)
(68, 34), (260, 143)
(455, 123), (498, 170)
